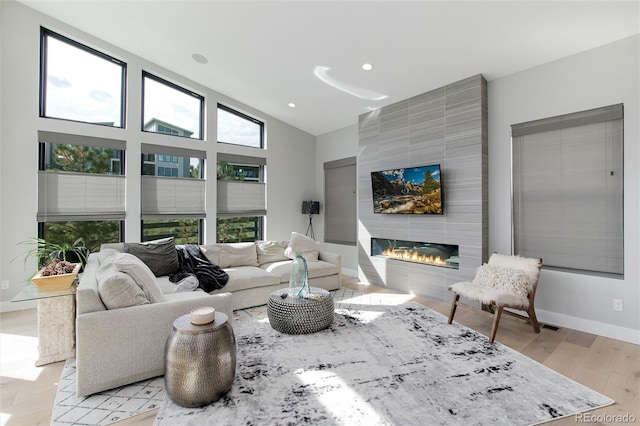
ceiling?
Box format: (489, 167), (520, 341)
(18, 1), (640, 136)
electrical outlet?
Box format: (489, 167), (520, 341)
(1, 280), (9, 290)
(613, 299), (623, 312)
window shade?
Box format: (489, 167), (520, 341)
(512, 104), (623, 275)
(324, 157), (357, 245)
(37, 171), (126, 221)
(141, 176), (206, 218)
(217, 181), (266, 216)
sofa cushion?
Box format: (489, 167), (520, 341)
(201, 242), (258, 268)
(284, 232), (320, 262)
(124, 237), (179, 277)
(111, 253), (165, 303)
(256, 240), (289, 265)
(96, 263), (150, 310)
(97, 248), (121, 266)
(261, 260), (340, 283)
(223, 266), (279, 291)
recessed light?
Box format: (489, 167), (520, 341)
(192, 53), (208, 64)
(362, 63), (373, 71)
(288, 102), (296, 108)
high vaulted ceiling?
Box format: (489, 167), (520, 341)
(17, 1), (640, 136)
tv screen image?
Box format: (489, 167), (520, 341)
(371, 164), (443, 214)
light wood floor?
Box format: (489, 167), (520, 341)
(1, 277), (638, 426)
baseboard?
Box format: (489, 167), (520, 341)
(0, 299), (36, 313)
(536, 308), (640, 345)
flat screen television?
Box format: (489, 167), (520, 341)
(371, 164), (443, 214)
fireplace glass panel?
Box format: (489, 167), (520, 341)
(371, 238), (459, 269)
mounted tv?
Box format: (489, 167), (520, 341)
(371, 164), (443, 214)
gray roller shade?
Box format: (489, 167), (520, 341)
(512, 104), (623, 275)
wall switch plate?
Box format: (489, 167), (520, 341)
(1, 280), (9, 290)
(613, 299), (623, 312)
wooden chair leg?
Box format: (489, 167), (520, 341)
(527, 306), (541, 333)
(489, 306), (504, 343)
(447, 294), (460, 324)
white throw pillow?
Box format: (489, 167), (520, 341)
(112, 253), (165, 303)
(284, 232), (320, 262)
(96, 263), (150, 310)
(473, 264), (531, 298)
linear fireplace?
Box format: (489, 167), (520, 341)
(371, 238), (459, 269)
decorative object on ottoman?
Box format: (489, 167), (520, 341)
(164, 311), (236, 408)
(288, 250), (310, 297)
(267, 287), (334, 334)
(31, 260), (81, 291)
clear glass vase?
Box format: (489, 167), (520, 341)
(288, 251), (310, 298)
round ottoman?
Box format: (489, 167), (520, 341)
(267, 287), (334, 334)
(164, 311), (236, 408)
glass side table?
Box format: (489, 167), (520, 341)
(11, 280), (77, 366)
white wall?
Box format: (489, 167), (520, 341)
(488, 35), (639, 344)
(0, 1), (316, 311)
(315, 125), (359, 277)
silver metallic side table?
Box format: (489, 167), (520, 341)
(164, 311), (236, 408)
(267, 287), (334, 334)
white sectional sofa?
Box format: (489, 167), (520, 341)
(75, 235), (341, 396)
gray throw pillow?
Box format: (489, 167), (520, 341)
(124, 237), (179, 277)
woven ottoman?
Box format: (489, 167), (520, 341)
(267, 287), (334, 334)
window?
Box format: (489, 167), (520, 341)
(37, 131), (126, 251)
(142, 219), (202, 245)
(40, 28), (126, 127)
(41, 221), (122, 254)
(217, 153), (266, 242)
(141, 144), (206, 244)
(216, 217), (263, 243)
(511, 104), (623, 276)
(142, 72), (204, 139)
(217, 104), (264, 148)
(324, 157), (357, 245)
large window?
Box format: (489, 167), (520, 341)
(37, 131), (125, 252)
(142, 72), (204, 139)
(217, 154), (266, 242)
(324, 157), (357, 245)
(40, 28), (126, 127)
(511, 104), (624, 276)
(217, 104), (264, 148)
(141, 144), (206, 243)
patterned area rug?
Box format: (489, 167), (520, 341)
(52, 289), (614, 425)
(51, 358), (164, 425)
(155, 289), (613, 426)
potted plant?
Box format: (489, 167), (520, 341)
(16, 237), (89, 270)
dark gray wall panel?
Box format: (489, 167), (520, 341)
(358, 74), (488, 302)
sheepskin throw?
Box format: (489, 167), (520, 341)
(473, 264), (531, 298)
(449, 254), (541, 308)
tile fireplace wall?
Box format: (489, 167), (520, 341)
(357, 74), (488, 302)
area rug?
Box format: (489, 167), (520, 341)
(154, 290), (613, 426)
(52, 289), (614, 425)
(51, 357), (164, 425)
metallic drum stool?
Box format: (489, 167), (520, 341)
(164, 312), (236, 408)
(267, 287), (334, 334)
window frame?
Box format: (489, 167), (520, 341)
(141, 71), (205, 140)
(217, 103), (265, 149)
(39, 27), (127, 128)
